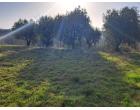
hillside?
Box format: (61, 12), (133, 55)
(0, 45), (140, 106)
(0, 29), (10, 36)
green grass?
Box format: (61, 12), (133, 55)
(99, 51), (140, 106)
(0, 45), (140, 106)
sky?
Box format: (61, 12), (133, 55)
(0, 2), (140, 29)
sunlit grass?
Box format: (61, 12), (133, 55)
(99, 52), (140, 87)
(99, 51), (140, 106)
(0, 45), (140, 106)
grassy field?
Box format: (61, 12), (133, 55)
(0, 45), (140, 106)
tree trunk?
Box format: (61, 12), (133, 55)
(78, 37), (82, 47)
(115, 44), (120, 52)
(86, 40), (92, 48)
(114, 41), (121, 52)
(71, 41), (75, 49)
(26, 40), (31, 46)
(88, 43), (92, 48)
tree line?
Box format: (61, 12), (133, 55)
(10, 6), (140, 51)
(12, 6), (101, 49)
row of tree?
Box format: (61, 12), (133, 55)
(12, 6), (101, 49)
(11, 6), (140, 51)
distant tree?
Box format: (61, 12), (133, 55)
(37, 16), (54, 47)
(103, 9), (121, 51)
(85, 26), (101, 48)
(61, 6), (91, 48)
(103, 7), (140, 51)
(119, 7), (140, 48)
(93, 28), (101, 46)
(53, 14), (66, 47)
(12, 19), (36, 46)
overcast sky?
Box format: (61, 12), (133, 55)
(0, 2), (140, 29)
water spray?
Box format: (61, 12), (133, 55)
(0, 4), (54, 42)
(0, 22), (33, 41)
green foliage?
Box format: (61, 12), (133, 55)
(85, 27), (101, 48)
(37, 16), (54, 47)
(12, 19), (36, 46)
(103, 7), (140, 51)
(11, 7), (100, 48)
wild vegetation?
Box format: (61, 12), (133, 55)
(0, 6), (140, 106)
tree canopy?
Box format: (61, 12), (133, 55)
(12, 19), (36, 46)
(103, 7), (140, 51)
(11, 7), (101, 48)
